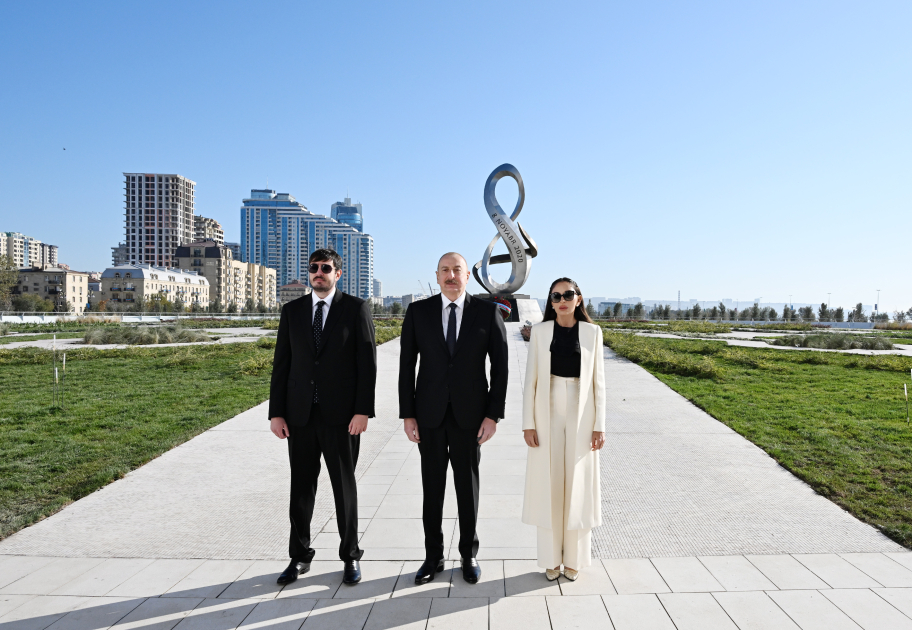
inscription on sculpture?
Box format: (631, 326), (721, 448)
(473, 164), (538, 296)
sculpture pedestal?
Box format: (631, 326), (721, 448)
(474, 294), (543, 324)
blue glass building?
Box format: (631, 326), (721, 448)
(330, 197), (363, 232)
(240, 190), (374, 301)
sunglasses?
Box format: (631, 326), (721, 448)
(309, 263), (335, 274)
(550, 290), (579, 303)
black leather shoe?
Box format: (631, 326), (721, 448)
(461, 558), (481, 584)
(276, 560), (310, 585)
(414, 558), (445, 585)
(342, 559), (361, 585)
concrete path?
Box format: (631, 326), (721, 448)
(1, 328), (273, 351)
(2, 324), (911, 629)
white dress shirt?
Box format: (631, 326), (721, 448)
(312, 287), (336, 329)
(441, 291), (466, 342)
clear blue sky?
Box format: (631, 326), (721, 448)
(1, 1), (910, 312)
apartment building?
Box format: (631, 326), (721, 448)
(14, 266), (90, 314)
(278, 279), (311, 305)
(120, 173), (196, 267)
(175, 240), (276, 311)
(194, 215), (224, 246)
(2, 232), (58, 268)
(98, 264), (209, 308)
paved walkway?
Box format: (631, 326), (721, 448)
(1, 324), (911, 629)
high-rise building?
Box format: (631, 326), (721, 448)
(111, 242), (129, 266)
(194, 215), (224, 246)
(175, 240), (276, 311)
(225, 241), (241, 261)
(2, 232), (58, 268)
(373, 279), (382, 298)
(121, 173), (196, 268)
(330, 197), (363, 232)
(240, 190), (374, 301)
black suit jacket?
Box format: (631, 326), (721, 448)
(269, 290), (377, 426)
(398, 293), (509, 430)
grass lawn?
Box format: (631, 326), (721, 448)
(0, 321), (403, 541)
(603, 333), (912, 548)
(0, 332), (85, 344)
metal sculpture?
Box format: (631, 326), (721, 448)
(472, 164), (538, 296)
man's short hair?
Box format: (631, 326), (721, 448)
(438, 252), (467, 270)
(309, 248), (343, 271)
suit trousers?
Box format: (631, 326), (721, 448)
(287, 405), (363, 563)
(417, 404), (481, 560)
(536, 376), (592, 569)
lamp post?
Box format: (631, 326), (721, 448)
(827, 293), (831, 322)
(876, 289), (881, 319)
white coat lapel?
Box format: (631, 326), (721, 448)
(577, 323), (594, 423)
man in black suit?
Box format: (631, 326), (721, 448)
(399, 252), (509, 584)
(269, 248), (377, 586)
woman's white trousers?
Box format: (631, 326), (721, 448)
(536, 375), (592, 569)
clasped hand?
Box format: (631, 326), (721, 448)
(524, 429), (605, 451)
(270, 414), (369, 438)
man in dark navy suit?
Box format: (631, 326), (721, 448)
(269, 248), (377, 586)
(399, 252), (509, 585)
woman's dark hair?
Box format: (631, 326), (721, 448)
(542, 277), (593, 324)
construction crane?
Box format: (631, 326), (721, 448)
(428, 282), (435, 296)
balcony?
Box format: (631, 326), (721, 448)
(47, 288), (62, 295)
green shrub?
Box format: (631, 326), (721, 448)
(83, 325), (211, 345)
(238, 353), (272, 376)
(768, 334), (893, 351)
(256, 336), (277, 349)
(0, 323), (10, 336)
(665, 321), (731, 334)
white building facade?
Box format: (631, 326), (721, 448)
(2, 232), (58, 268)
(120, 173), (196, 267)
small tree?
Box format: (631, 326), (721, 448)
(390, 301), (403, 316)
(767, 307), (778, 320)
(874, 312), (889, 323)
(12, 293), (55, 312)
(708, 306), (719, 320)
(718, 303), (727, 321)
(257, 301), (267, 313)
(798, 305), (815, 321)
(895, 310), (908, 323)
(834, 307), (845, 322)
(633, 302), (645, 318)
(818, 303), (830, 322)
(626, 307), (634, 318)
(0, 254), (18, 311)
(226, 301), (238, 313)
(691, 303), (702, 320)
(172, 297), (185, 313)
(190, 301), (202, 313)
(586, 300), (597, 319)
(849, 302), (865, 323)
(612, 302), (622, 318)
(244, 298), (255, 313)
(209, 299), (223, 313)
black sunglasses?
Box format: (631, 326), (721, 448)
(550, 290), (579, 303)
(309, 263), (334, 274)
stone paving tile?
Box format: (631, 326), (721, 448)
(657, 592), (738, 630)
(841, 553), (912, 587)
(601, 594), (676, 630)
(698, 555), (778, 592)
(0, 595), (91, 630)
(45, 596), (145, 630)
(0, 595), (35, 620)
(745, 555), (830, 590)
(449, 560), (504, 598)
(332, 561), (402, 600)
(111, 596), (202, 630)
(886, 553), (912, 572)
(238, 598), (316, 629)
(794, 554), (884, 589)
(50, 559), (154, 597)
(373, 493), (458, 519)
(360, 518), (454, 550)
(471, 547), (537, 561)
(503, 561), (561, 597)
(107, 560), (206, 598)
(822, 588), (912, 629)
(489, 596), (551, 630)
(0, 558), (105, 596)
(872, 587), (912, 618)
(477, 495), (523, 519)
(766, 590), (862, 630)
(475, 518), (536, 548)
(391, 562), (452, 599)
(172, 597), (259, 630)
(274, 562), (342, 600)
(319, 517), (372, 533)
(427, 597), (488, 630)
(602, 559), (670, 594)
(0, 558), (55, 590)
(546, 594), (610, 629)
(651, 557), (724, 593)
(712, 591), (800, 629)
(299, 598), (376, 630)
(217, 561), (287, 600)
(363, 597), (430, 630)
(164, 561), (253, 599)
(557, 562), (616, 596)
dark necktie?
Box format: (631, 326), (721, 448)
(313, 300), (325, 403)
(447, 303), (457, 356)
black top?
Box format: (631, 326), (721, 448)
(550, 321), (581, 377)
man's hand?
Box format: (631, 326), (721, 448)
(349, 414), (369, 436)
(403, 418), (420, 443)
(270, 416), (290, 439)
(477, 417), (497, 445)
(591, 431), (606, 451)
(523, 429), (539, 448)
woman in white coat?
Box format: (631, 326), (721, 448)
(522, 277), (606, 581)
